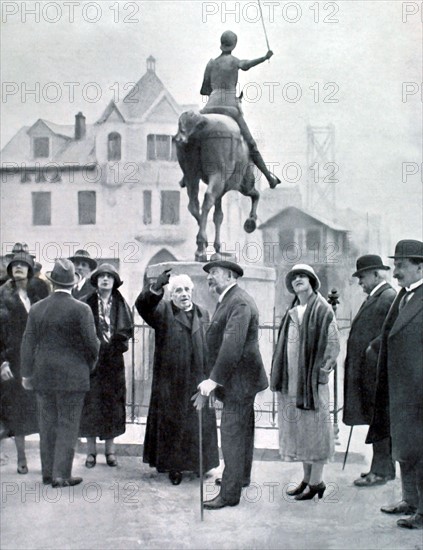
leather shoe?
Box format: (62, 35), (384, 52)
(381, 500), (417, 515)
(42, 476), (52, 485)
(354, 473), (390, 487)
(215, 477), (250, 488)
(52, 477), (83, 488)
(169, 471), (182, 485)
(360, 471), (370, 478)
(203, 494), (239, 510)
(397, 514), (423, 529)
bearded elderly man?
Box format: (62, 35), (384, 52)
(198, 254), (268, 509)
(368, 240), (423, 530)
(135, 270), (219, 486)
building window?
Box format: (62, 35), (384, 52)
(108, 132), (121, 161)
(306, 228), (321, 250)
(33, 137), (49, 158)
(78, 191), (96, 224)
(143, 190), (152, 225)
(32, 192), (51, 225)
(160, 191), (180, 225)
(147, 135), (177, 161)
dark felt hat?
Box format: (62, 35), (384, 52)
(388, 239), (423, 260)
(352, 254), (390, 277)
(90, 263), (123, 288)
(68, 249), (97, 270)
(7, 252), (34, 279)
(46, 259), (79, 287)
(285, 264), (321, 294)
(203, 252), (244, 277)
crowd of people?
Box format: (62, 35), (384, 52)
(0, 238), (422, 530)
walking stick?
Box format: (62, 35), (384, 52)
(192, 391), (207, 521)
(343, 426), (354, 470)
(199, 405), (204, 521)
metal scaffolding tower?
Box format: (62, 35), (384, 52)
(306, 124), (337, 213)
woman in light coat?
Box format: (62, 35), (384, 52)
(270, 264), (340, 500)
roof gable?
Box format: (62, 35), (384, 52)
(142, 92), (180, 122)
(27, 119), (74, 140)
(96, 100), (126, 125)
(259, 206), (348, 232)
(119, 69), (181, 120)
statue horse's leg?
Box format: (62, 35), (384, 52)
(241, 167), (260, 234)
(196, 174), (224, 262)
(186, 177), (201, 224)
(213, 198), (223, 254)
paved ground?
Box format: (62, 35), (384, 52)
(1, 438), (422, 550)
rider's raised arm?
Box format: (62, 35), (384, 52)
(238, 50), (273, 71)
(200, 59), (213, 96)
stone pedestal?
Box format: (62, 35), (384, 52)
(146, 261), (277, 428)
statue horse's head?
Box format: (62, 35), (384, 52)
(175, 110), (207, 145)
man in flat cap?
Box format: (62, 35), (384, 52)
(343, 255), (396, 487)
(198, 254), (268, 509)
(368, 240), (423, 529)
(69, 249), (97, 301)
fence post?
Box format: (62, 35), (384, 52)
(327, 288), (340, 445)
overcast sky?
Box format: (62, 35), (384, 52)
(1, 0), (422, 240)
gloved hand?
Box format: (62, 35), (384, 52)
(151, 269), (172, 292)
(198, 378), (218, 397)
(22, 377), (33, 391)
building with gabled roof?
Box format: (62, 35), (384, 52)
(1, 55), (235, 305)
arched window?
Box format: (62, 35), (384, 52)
(108, 132), (121, 161)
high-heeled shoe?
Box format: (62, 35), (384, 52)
(295, 482), (326, 501)
(106, 454), (118, 467)
(287, 481), (308, 496)
(17, 458), (28, 475)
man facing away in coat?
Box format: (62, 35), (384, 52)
(343, 255), (396, 487)
(20, 259), (100, 487)
(367, 240), (423, 530)
(198, 254), (268, 510)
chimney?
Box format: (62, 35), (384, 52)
(75, 112), (86, 140)
(146, 55), (156, 73)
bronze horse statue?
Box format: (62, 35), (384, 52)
(175, 110), (260, 262)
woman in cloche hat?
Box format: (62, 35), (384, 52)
(270, 264), (340, 501)
(78, 264), (133, 468)
(0, 253), (46, 473)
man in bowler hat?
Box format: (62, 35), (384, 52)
(69, 249), (97, 300)
(198, 254), (268, 509)
(368, 240), (423, 529)
(343, 255), (396, 486)
(20, 259), (100, 487)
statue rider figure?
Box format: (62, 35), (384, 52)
(200, 30), (281, 189)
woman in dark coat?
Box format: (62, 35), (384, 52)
(0, 252), (48, 473)
(79, 264), (133, 468)
(135, 271), (219, 485)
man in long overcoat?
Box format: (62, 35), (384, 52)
(343, 255), (396, 486)
(368, 240), (423, 529)
(198, 254), (268, 509)
(20, 259), (99, 487)
(135, 271), (219, 485)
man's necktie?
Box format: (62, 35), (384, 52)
(399, 291), (413, 311)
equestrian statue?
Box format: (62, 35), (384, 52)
(175, 31), (280, 262)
